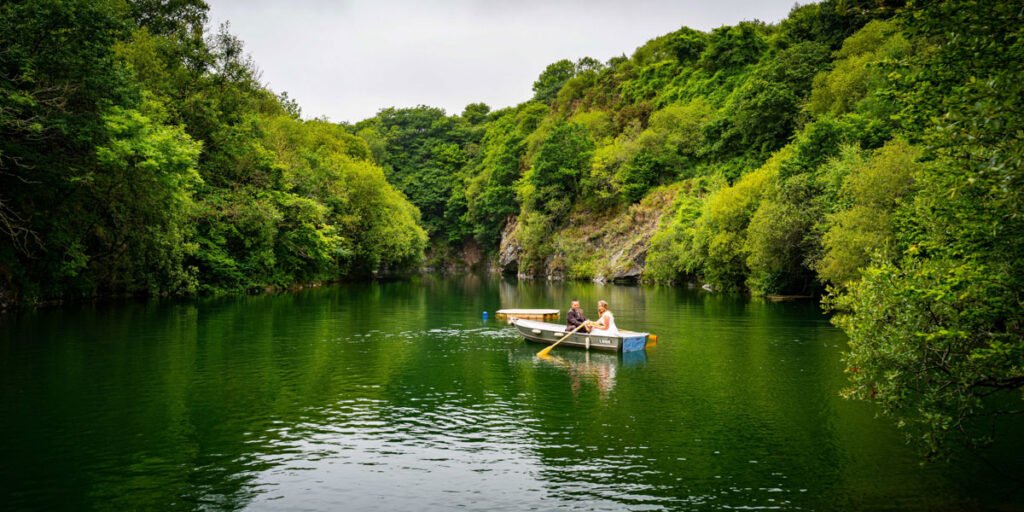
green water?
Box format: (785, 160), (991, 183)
(1, 276), (1022, 511)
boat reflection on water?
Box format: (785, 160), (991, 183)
(539, 349), (646, 398)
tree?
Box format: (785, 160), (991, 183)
(516, 121), (595, 271)
(0, 0), (138, 299)
(807, 19), (910, 117)
(832, 0), (1024, 458)
(519, 121), (595, 219)
(698, 21), (768, 72)
(772, 0), (887, 51)
(461, 102), (490, 125)
(90, 102), (203, 294)
(0, 0), (428, 303)
(713, 41), (831, 161)
(464, 104), (547, 248)
(667, 27), (707, 64)
(532, 59), (576, 103)
(355, 106), (471, 238)
(816, 139), (919, 286)
(691, 148), (789, 290)
(531, 57), (606, 105)
(645, 178), (717, 283)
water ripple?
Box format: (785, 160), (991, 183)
(2, 282), (1020, 511)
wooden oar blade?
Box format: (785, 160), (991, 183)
(535, 323), (585, 358)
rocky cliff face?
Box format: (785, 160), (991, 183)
(497, 186), (678, 282)
(497, 217), (521, 275)
(423, 238), (492, 274)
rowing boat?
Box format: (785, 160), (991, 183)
(511, 318), (648, 352)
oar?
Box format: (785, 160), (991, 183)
(538, 322), (587, 358)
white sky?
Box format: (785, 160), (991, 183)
(206, 0), (803, 123)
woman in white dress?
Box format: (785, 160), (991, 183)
(586, 300), (619, 336)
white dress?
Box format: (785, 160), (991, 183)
(590, 311), (619, 336)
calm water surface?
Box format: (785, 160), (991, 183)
(2, 276), (1022, 511)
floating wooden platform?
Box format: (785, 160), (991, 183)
(496, 309), (560, 321)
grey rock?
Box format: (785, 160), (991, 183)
(497, 217), (521, 274)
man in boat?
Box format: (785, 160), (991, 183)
(566, 300), (588, 333)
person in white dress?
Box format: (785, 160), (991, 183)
(586, 300), (619, 336)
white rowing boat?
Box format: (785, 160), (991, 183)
(511, 318), (648, 352)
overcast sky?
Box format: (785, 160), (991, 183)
(206, 0), (803, 123)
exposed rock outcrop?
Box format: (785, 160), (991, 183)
(423, 238), (490, 274)
(607, 246), (646, 283)
(496, 185), (678, 282)
(497, 217), (521, 274)
(598, 192), (670, 282)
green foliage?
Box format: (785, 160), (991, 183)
(532, 59), (575, 102)
(832, 257), (1023, 457)
(618, 150), (660, 204)
(354, 106), (472, 238)
(584, 122), (639, 209)
(698, 21), (768, 72)
(630, 33), (678, 67)
(712, 41), (831, 161)
(772, 0), (882, 51)
(532, 59), (596, 103)
(582, 100), (715, 209)
(816, 139), (920, 285)
(667, 27), (708, 64)
(514, 210), (555, 274)
(569, 110), (615, 142)
(461, 102), (491, 125)
(91, 102), (203, 294)
(740, 116), (876, 294)
(691, 149), (788, 290)
(341, 160), (427, 274)
(464, 103), (548, 248)
(829, 0), (1024, 457)
(633, 100), (714, 177)
(1, 0), (146, 299)
(515, 121), (595, 271)
(620, 61), (679, 104)
(264, 116), (424, 271)
(0, 0), (425, 302)
(554, 59), (607, 113)
(519, 121), (595, 218)
(745, 200), (809, 294)
(191, 188), (281, 291)
(645, 178), (720, 282)
(808, 19), (910, 117)
(189, 114), (427, 292)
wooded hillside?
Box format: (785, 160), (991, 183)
(349, 0), (1024, 457)
(0, 0), (426, 305)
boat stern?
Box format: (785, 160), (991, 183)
(621, 334), (648, 352)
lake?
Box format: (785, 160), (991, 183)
(1, 275), (1022, 510)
